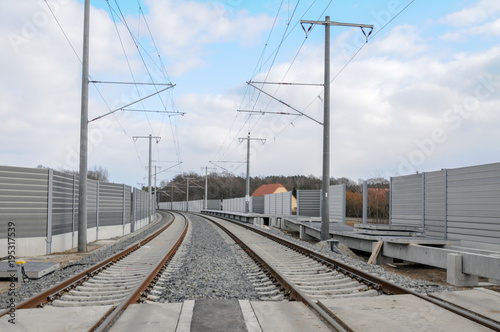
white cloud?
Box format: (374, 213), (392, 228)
(442, 0), (500, 26)
(440, 0), (500, 41)
(145, 0), (274, 76)
(1, 0), (499, 187)
(235, 20), (500, 179)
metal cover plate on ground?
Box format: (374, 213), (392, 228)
(251, 301), (330, 331)
(430, 288), (500, 323)
(109, 302), (183, 332)
(320, 294), (492, 331)
(0, 305), (112, 331)
(0, 262), (60, 279)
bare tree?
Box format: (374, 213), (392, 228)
(87, 165), (109, 182)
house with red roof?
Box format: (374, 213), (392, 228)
(251, 183), (297, 214)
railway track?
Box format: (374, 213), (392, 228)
(1, 211), (498, 331)
(0, 211), (188, 331)
(198, 213), (500, 332)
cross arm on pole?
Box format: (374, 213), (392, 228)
(122, 109), (186, 116)
(89, 84), (175, 123)
(155, 162), (183, 175)
(238, 136), (266, 144)
(300, 19), (374, 41)
(300, 19), (374, 29)
(247, 81), (323, 87)
(89, 81), (175, 86)
(238, 109), (301, 116)
(209, 161), (245, 179)
(132, 135), (161, 144)
(247, 82), (322, 125)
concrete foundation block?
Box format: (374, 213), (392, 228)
(281, 220), (296, 233)
(447, 253), (478, 287)
(371, 242), (394, 265)
(299, 225), (315, 241)
(488, 278), (500, 285)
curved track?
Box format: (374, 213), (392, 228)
(0, 211), (188, 332)
(199, 213), (500, 332)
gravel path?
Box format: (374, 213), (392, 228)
(0, 212), (172, 310)
(158, 214), (262, 302)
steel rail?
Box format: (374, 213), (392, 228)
(92, 212), (189, 332)
(0, 212), (176, 316)
(199, 213), (500, 332)
(200, 214), (349, 332)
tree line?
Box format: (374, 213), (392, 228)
(158, 173), (390, 221)
(36, 164), (110, 182)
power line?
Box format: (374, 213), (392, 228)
(219, 1), (321, 165)
(300, 0), (416, 117)
(106, 0), (183, 166)
(239, 1), (333, 140)
(250, 0), (415, 146)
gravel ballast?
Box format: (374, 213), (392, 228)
(158, 214), (262, 302)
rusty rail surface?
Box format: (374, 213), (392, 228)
(92, 212), (189, 332)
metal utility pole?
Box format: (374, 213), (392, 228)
(77, 0), (90, 252)
(133, 134), (161, 223)
(201, 166), (216, 210)
(300, 16), (373, 241)
(363, 180), (368, 224)
(186, 177), (189, 212)
(238, 132), (266, 213)
(153, 165), (161, 209)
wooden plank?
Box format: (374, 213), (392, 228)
(368, 240), (384, 265)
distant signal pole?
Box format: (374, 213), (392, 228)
(133, 134), (161, 223)
(300, 16), (373, 241)
(239, 133), (266, 213)
(201, 166), (216, 210)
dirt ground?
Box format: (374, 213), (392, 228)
(380, 262), (500, 293)
(381, 263), (449, 286)
(0, 239), (117, 294)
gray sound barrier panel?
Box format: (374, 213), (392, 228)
(424, 171), (445, 238)
(297, 190), (321, 217)
(391, 174), (423, 226)
(0, 166), (49, 238)
(207, 199), (220, 210)
(253, 196), (264, 214)
(329, 184), (346, 223)
(446, 163), (500, 244)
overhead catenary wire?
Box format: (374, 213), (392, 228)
(255, 0), (414, 141)
(111, 0), (183, 166)
(217, 0), (415, 170)
(242, 1), (333, 143)
(136, 0), (175, 137)
(300, 0), (416, 116)
(107, 0), (156, 134)
(47, 0), (182, 176)
(106, 0), (183, 169)
(216, 0), (320, 164)
(44, 0), (145, 158)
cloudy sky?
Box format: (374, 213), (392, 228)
(1, 0), (499, 188)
